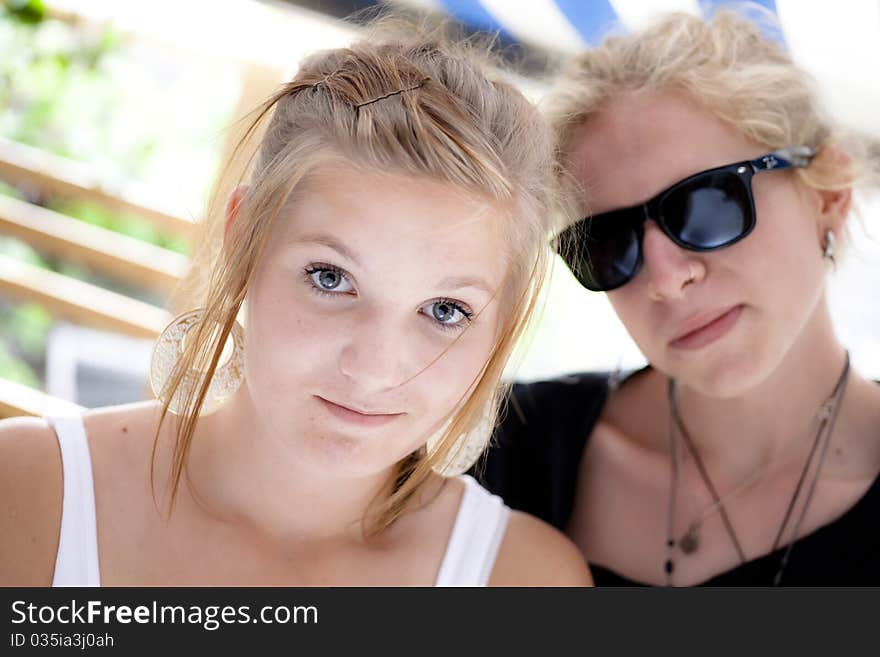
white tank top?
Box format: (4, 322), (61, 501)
(45, 414), (510, 587)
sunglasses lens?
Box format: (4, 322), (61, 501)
(661, 173), (752, 248)
(559, 209), (641, 291)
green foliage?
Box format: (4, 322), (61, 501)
(0, 179), (24, 199)
(47, 198), (188, 254)
(0, 235), (49, 268)
(0, 339), (40, 386)
(0, 234), (50, 383)
(4, 0), (47, 25)
(0, 6), (232, 394)
(0, 295), (48, 386)
(2, 302), (50, 361)
(0, 8), (166, 389)
(0, 12), (131, 161)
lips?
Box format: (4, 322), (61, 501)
(669, 304), (744, 350)
(315, 396), (405, 428)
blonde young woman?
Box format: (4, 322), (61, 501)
(0, 25), (591, 586)
(481, 9), (880, 585)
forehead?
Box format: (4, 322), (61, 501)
(268, 163), (509, 282)
(566, 90), (764, 213)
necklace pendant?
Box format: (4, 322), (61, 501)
(680, 524), (700, 554)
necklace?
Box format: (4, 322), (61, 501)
(664, 352), (850, 586)
(675, 397), (834, 556)
(678, 455), (776, 554)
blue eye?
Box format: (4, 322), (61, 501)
(421, 299), (473, 330)
(305, 265), (354, 294)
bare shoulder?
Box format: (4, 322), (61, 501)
(602, 367), (667, 451)
(489, 510), (593, 587)
(0, 415), (63, 585)
(0, 401), (164, 586)
(79, 400), (173, 516)
(81, 400), (167, 463)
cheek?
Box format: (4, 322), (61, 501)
(607, 288), (650, 343)
(414, 316), (500, 414)
(750, 184), (826, 300)
(243, 276), (343, 387)
(753, 175), (821, 248)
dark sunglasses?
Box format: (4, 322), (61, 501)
(556, 145), (816, 291)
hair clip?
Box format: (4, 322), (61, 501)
(355, 77), (431, 110)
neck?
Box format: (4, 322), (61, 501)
(179, 381), (402, 547)
(672, 301), (849, 471)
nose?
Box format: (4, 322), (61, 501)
(641, 221), (705, 301)
(337, 307), (413, 393)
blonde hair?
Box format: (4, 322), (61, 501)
(153, 19), (561, 537)
(548, 6), (880, 200)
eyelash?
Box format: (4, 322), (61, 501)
(303, 263), (353, 298)
(301, 264), (474, 331)
(430, 298), (474, 332)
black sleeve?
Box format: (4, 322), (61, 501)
(472, 372), (610, 530)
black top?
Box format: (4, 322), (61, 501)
(476, 371), (880, 586)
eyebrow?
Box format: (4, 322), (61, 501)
(293, 233), (360, 265)
(436, 275), (495, 296)
(294, 233), (495, 296)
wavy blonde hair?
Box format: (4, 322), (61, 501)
(547, 6), (880, 207)
(152, 19), (562, 537)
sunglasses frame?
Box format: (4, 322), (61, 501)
(558, 145), (816, 291)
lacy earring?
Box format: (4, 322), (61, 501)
(427, 402), (496, 477)
(823, 228), (836, 266)
(149, 308), (245, 416)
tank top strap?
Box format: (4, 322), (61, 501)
(45, 414), (100, 587)
(435, 474), (510, 586)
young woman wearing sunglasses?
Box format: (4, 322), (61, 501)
(478, 9), (880, 585)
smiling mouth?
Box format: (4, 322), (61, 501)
(315, 396), (405, 427)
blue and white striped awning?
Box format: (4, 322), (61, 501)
(393, 1), (870, 52)
(391, 0), (880, 135)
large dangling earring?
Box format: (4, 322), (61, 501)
(427, 402), (496, 477)
(149, 308), (245, 416)
(823, 228), (836, 266)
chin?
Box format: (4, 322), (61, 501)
(663, 342), (772, 399)
(296, 439), (384, 479)
(690, 365), (762, 398)
(297, 426), (422, 480)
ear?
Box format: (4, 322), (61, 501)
(224, 184), (249, 246)
(816, 187), (852, 237)
(807, 147), (853, 237)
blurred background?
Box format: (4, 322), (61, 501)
(1, 0), (878, 417)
